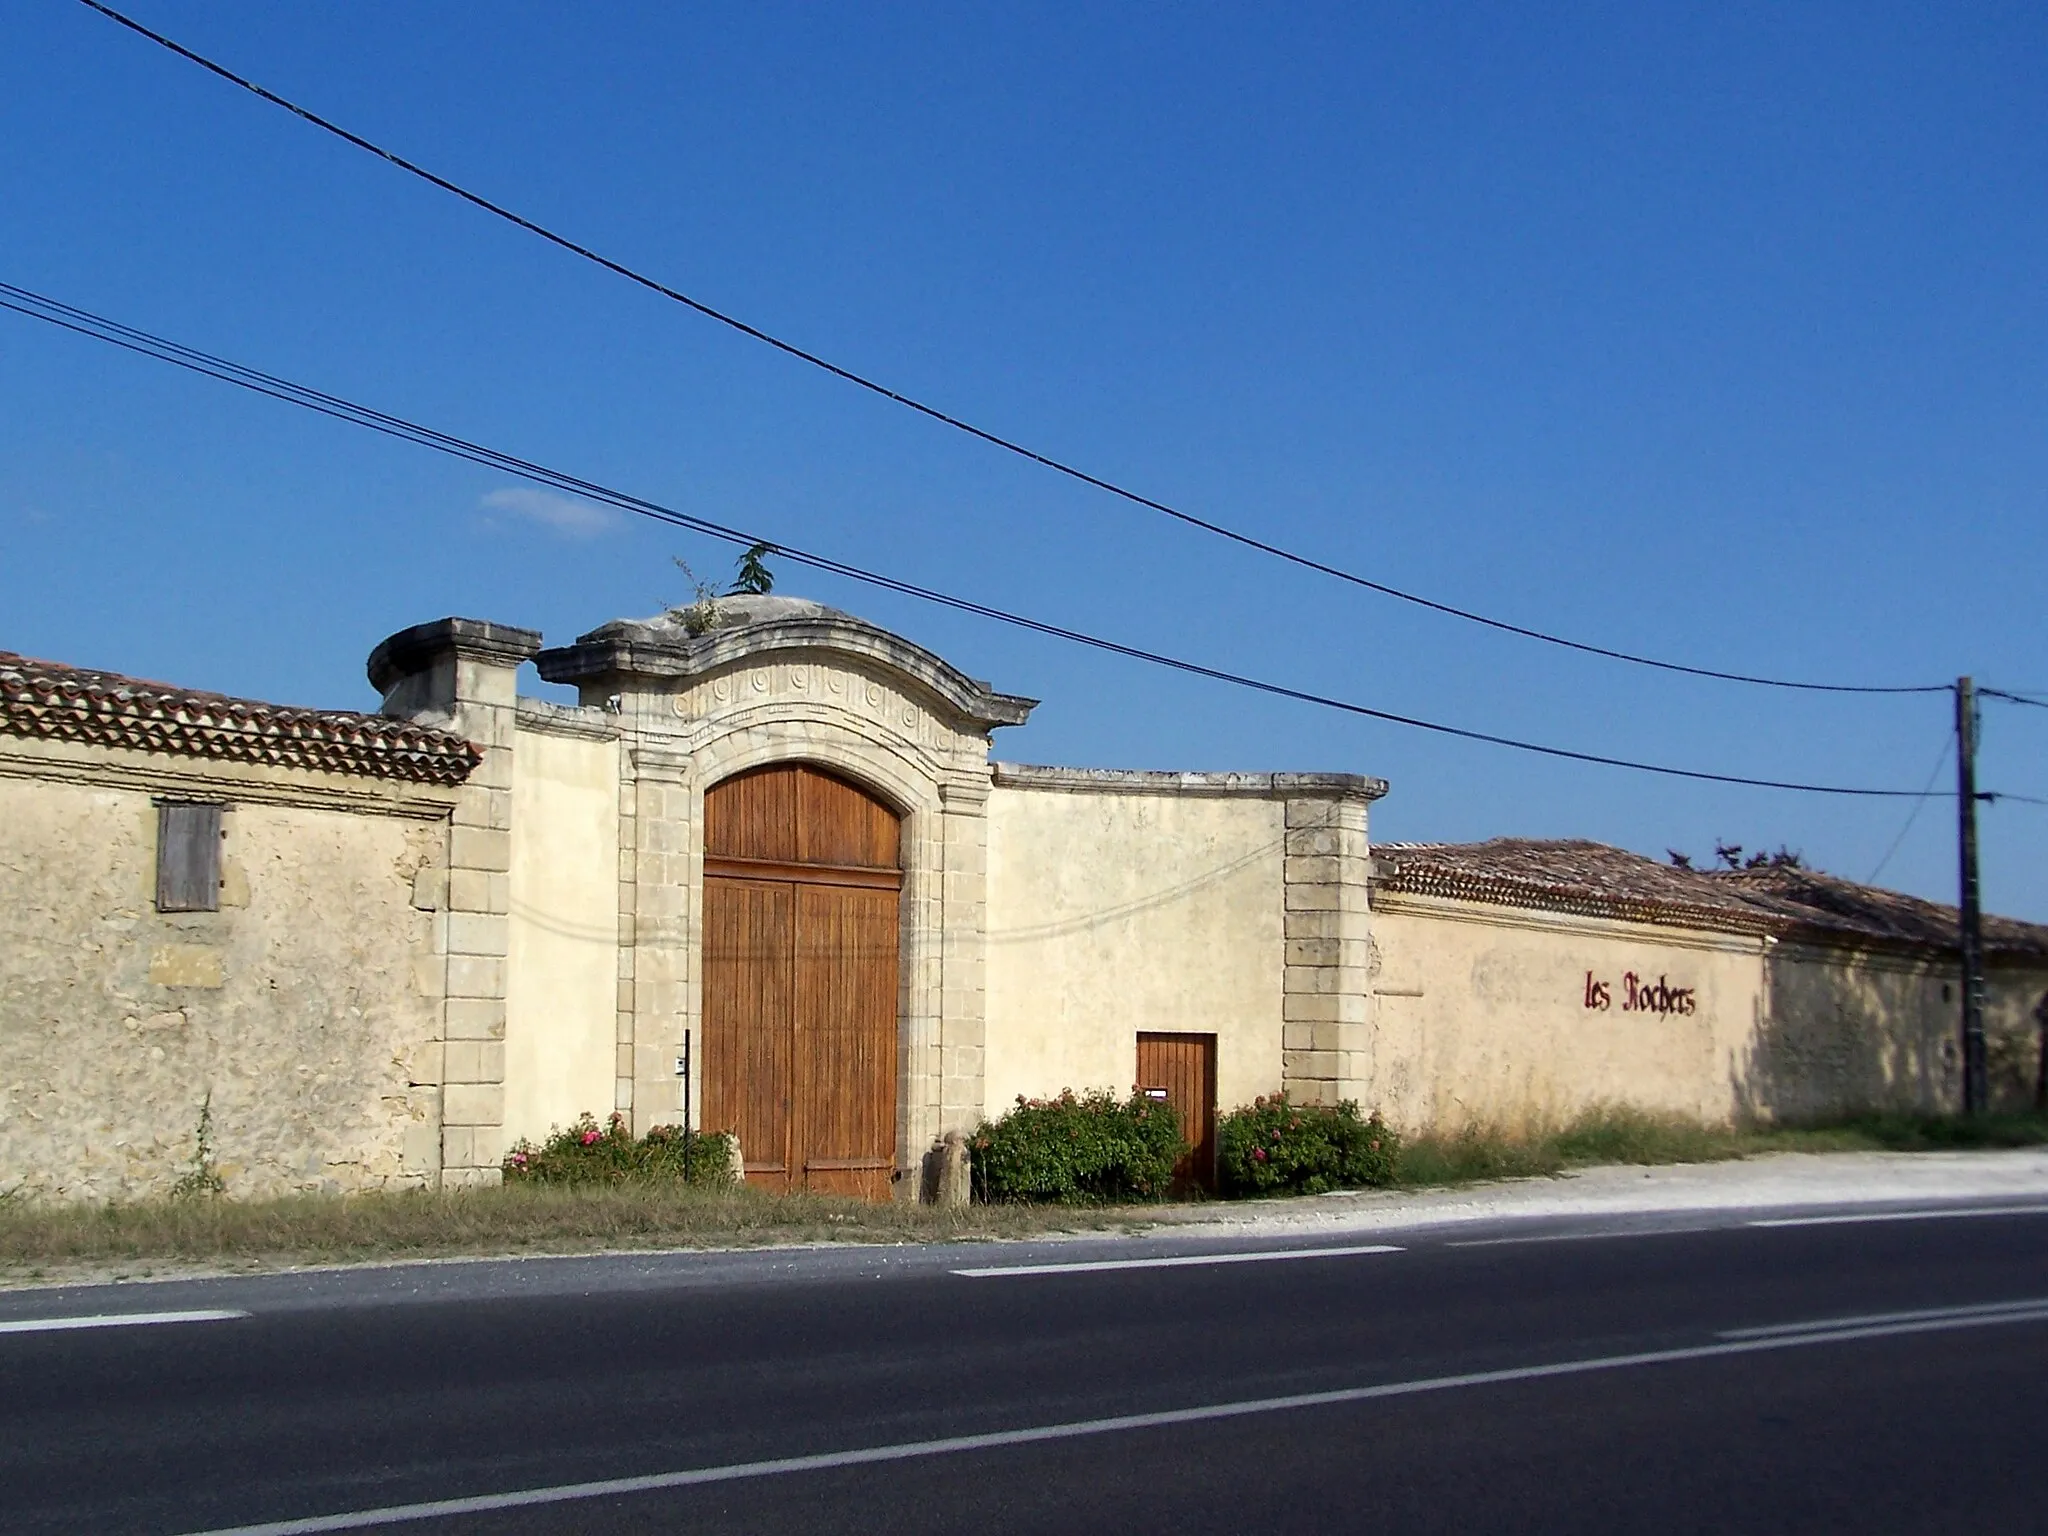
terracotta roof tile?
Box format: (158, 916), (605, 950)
(0, 651), (479, 787)
(1373, 837), (2048, 960)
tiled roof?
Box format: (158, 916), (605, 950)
(0, 651), (480, 787)
(1373, 837), (2048, 960)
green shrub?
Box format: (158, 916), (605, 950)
(972, 1090), (1182, 1203)
(1218, 1094), (1399, 1196)
(503, 1112), (737, 1188)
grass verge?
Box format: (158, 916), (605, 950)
(5, 1109), (2044, 1284)
(1390, 1107), (2048, 1189)
(0, 1181), (1138, 1284)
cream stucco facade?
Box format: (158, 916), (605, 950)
(5, 601), (2045, 1203)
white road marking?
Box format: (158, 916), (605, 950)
(951, 1243), (1404, 1277)
(0, 1308), (249, 1335)
(1448, 1229), (1701, 1248)
(1719, 1296), (2048, 1339)
(169, 1297), (2048, 1536)
(1749, 1203), (2048, 1229)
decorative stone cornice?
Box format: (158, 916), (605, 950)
(992, 763), (1389, 801)
(367, 617), (543, 695)
(0, 650), (480, 787)
(537, 601), (1037, 732)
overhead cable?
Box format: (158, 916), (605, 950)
(71, 0), (1953, 700)
(0, 281), (1972, 801)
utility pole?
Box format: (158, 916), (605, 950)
(1956, 677), (1987, 1115)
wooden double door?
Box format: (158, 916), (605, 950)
(701, 764), (902, 1201)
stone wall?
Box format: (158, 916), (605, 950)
(0, 774), (448, 1200)
(985, 771), (1294, 1115)
(504, 705), (621, 1148)
(1367, 892), (1768, 1133)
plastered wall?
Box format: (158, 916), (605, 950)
(984, 785), (1287, 1115)
(0, 776), (444, 1199)
(1752, 946), (2048, 1118)
(1368, 895), (1766, 1133)
(504, 722), (621, 1147)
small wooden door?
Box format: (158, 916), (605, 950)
(702, 764), (902, 1200)
(1137, 1032), (1217, 1194)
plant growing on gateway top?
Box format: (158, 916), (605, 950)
(1216, 1094), (1399, 1197)
(502, 1112), (737, 1187)
(971, 1089), (1182, 1204)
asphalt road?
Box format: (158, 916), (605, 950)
(5, 1200), (2048, 1535)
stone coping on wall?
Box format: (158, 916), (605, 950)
(513, 697), (620, 741)
(991, 763), (1390, 800)
(1, 649), (480, 788)
(366, 617), (546, 697)
(533, 599), (1037, 731)
(1373, 837), (2048, 962)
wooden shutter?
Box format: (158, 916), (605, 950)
(156, 802), (223, 913)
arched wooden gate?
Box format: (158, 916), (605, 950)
(701, 763), (902, 1200)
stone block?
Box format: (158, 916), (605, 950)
(1283, 881), (1371, 914)
(401, 1121), (441, 1175)
(444, 1040), (505, 1084)
(443, 1082), (503, 1127)
(1286, 798), (1368, 829)
(925, 1131), (972, 1208)
(408, 1041), (444, 1085)
(411, 866), (448, 911)
(1284, 964), (1347, 995)
(1282, 991), (1372, 1025)
(444, 998), (507, 1040)
(1283, 906), (1371, 938)
(445, 868), (499, 915)
(451, 788), (512, 831)
(1281, 1078), (1343, 1108)
(1283, 1048), (1340, 1081)
(444, 912), (508, 958)
(440, 1125), (477, 1170)
(1284, 855), (1356, 886)
(449, 825), (511, 873)
(444, 955), (507, 1001)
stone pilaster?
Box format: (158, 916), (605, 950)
(624, 743), (693, 1132)
(1280, 791), (1376, 1108)
(935, 775), (991, 1148)
(368, 618), (541, 1186)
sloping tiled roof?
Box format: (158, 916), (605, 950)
(0, 651), (480, 787)
(1373, 837), (2048, 960)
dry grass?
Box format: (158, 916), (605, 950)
(0, 1181), (1143, 1285)
(7, 1109), (2044, 1285)
(1389, 1106), (2048, 1189)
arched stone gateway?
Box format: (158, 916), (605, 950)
(701, 763), (903, 1198)
(533, 594), (1038, 1200)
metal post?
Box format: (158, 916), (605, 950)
(681, 1028), (694, 1181)
(1957, 677), (1988, 1115)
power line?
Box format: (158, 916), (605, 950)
(1983, 687), (2048, 711)
(1866, 734), (1951, 884)
(0, 279), (1972, 801)
(71, 0), (1954, 701)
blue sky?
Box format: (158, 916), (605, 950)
(4, 2), (2045, 917)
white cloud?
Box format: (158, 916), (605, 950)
(478, 486), (619, 539)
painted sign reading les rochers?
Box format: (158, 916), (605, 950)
(1583, 970), (1697, 1016)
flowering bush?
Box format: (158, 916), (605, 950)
(502, 1112), (736, 1187)
(1217, 1094), (1399, 1196)
(971, 1090), (1182, 1204)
